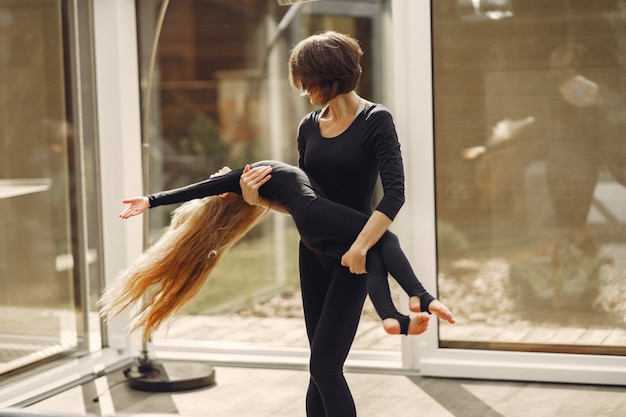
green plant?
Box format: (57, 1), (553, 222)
(509, 241), (607, 309)
(182, 223), (301, 315)
(436, 220), (469, 255)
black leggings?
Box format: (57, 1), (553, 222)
(299, 243), (366, 417)
(304, 198), (433, 327)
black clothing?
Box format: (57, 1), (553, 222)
(481, 87), (607, 248)
(148, 161), (434, 329)
(545, 90), (602, 235)
(297, 104), (405, 219)
(296, 104), (407, 417)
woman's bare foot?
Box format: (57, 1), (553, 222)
(382, 314), (430, 335)
(409, 297), (456, 324)
(428, 299), (456, 324)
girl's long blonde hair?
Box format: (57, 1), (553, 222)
(98, 193), (267, 341)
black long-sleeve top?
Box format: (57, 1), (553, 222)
(297, 104), (405, 220)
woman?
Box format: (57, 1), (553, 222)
(107, 160), (454, 341)
(240, 31), (420, 417)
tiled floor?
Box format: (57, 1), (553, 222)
(22, 364), (626, 417)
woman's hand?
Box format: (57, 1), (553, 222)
(341, 210), (392, 275)
(341, 244), (368, 275)
(119, 196), (149, 219)
(239, 164), (272, 206)
(461, 145), (486, 160)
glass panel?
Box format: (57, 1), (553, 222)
(433, 1), (626, 354)
(0, 0), (101, 375)
(138, 0), (396, 352)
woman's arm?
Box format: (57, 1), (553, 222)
(340, 110), (405, 274)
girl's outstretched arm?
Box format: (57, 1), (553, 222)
(119, 165), (238, 220)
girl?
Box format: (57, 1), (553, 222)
(100, 160), (454, 342)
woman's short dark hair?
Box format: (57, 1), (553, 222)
(289, 31), (363, 104)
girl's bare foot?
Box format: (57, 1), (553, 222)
(409, 296), (421, 313)
(409, 297), (456, 324)
(382, 318), (401, 334)
(382, 314), (430, 335)
(428, 299), (456, 324)
(407, 313), (430, 335)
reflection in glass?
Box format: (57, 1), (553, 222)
(433, 1), (626, 354)
(0, 0), (100, 375)
(138, 0), (302, 322)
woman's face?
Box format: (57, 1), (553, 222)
(303, 86), (325, 106)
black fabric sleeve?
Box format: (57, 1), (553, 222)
(368, 111), (405, 220)
(148, 168), (244, 208)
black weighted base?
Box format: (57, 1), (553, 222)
(124, 359), (216, 392)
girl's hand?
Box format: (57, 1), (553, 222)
(119, 196), (149, 219)
(210, 166), (231, 178)
(239, 164), (272, 206)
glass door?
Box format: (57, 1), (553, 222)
(433, 0), (626, 356)
(135, 0), (398, 358)
(0, 0), (101, 376)
(394, 0), (626, 385)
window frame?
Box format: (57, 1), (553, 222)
(393, 0), (626, 386)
